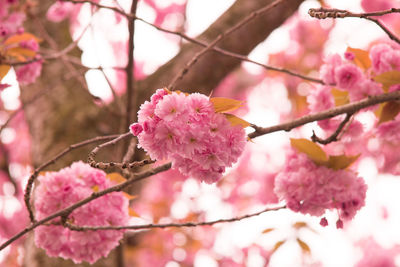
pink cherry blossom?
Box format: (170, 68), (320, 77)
(131, 89), (246, 183)
(334, 63), (363, 90)
(274, 152), (367, 224)
(370, 43), (400, 74)
(320, 54), (342, 85)
(34, 162), (129, 264)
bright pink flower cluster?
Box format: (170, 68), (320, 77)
(130, 89), (246, 184)
(274, 152), (367, 226)
(34, 162), (129, 264)
(320, 53), (383, 102)
(0, 0), (42, 86)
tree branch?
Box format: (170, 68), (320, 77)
(308, 7), (400, 44)
(249, 91), (400, 139)
(311, 112), (354, 145)
(63, 205), (286, 231)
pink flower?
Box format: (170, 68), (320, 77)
(131, 89), (246, 183)
(274, 152), (367, 223)
(15, 60), (42, 85)
(34, 162), (130, 264)
(130, 123), (143, 136)
(46, 1), (74, 22)
(154, 92), (187, 121)
(320, 217), (328, 227)
(320, 54), (342, 85)
(370, 43), (400, 74)
(334, 63), (363, 90)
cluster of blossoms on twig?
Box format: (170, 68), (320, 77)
(130, 88), (247, 183)
(0, 0), (42, 88)
(34, 162), (130, 264)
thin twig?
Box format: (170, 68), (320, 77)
(249, 91), (400, 139)
(311, 112), (353, 145)
(168, 0), (285, 89)
(24, 134), (122, 222)
(309, 8), (400, 44)
(125, 0), (139, 130)
(87, 132), (154, 170)
(63, 205), (286, 231)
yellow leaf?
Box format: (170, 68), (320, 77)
(210, 97), (243, 113)
(293, 221), (308, 229)
(6, 47), (36, 59)
(378, 101), (400, 123)
(0, 65), (11, 81)
(106, 172), (127, 184)
(129, 207), (140, 217)
(296, 238), (311, 254)
(346, 47), (371, 70)
(374, 103), (384, 119)
(331, 88), (349, 106)
(262, 228), (275, 234)
(223, 113), (250, 128)
(272, 240), (286, 253)
(373, 70), (400, 92)
(123, 192), (137, 200)
(92, 185), (99, 192)
(290, 138), (328, 164)
(4, 33), (40, 46)
(326, 154), (360, 170)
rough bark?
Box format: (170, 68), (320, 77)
(19, 0), (303, 266)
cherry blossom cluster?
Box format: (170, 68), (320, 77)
(274, 152), (367, 228)
(0, 0), (42, 86)
(130, 89), (246, 184)
(34, 161), (130, 264)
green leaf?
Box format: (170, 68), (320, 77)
(262, 228), (275, 234)
(223, 113), (250, 128)
(210, 97), (243, 113)
(296, 238), (311, 254)
(326, 154), (360, 170)
(346, 47), (371, 70)
(0, 65), (10, 81)
(331, 88), (349, 106)
(378, 101), (400, 123)
(290, 138), (328, 164)
(373, 70), (400, 92)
